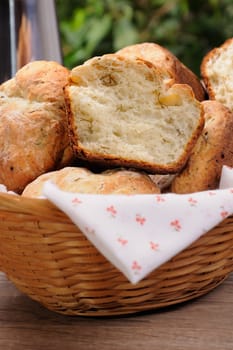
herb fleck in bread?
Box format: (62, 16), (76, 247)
(65, 54), (204, 174)
(171, 100), (233, 193)
(201, 38), (233, 111)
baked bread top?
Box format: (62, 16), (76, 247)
(0, 60), (73, 193)
(22, 167), (160, 198)
(201, 38), (233, 111)
(171, 100), (233, 193)
(65, 53), (204, 175)
(117, 42), (206, 101)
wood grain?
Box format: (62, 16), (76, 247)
(0, 272), (232, 350)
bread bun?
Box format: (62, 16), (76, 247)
(0, 60), (73, 193)
(201, 38), (233, 111)
(22, 167), (160, 198)
(117, 42), (206, 101)
(65, 53), (204, 175)
(171, 100), (233, 193)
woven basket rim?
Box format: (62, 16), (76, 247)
(0, 191), (233, 316)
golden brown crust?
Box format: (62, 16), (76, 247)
(22, 167), (160, 197)
(0, 61), (74, 193)
(117, 42), (206, 101)
(171, 100), (233, 193)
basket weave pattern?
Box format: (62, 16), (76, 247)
(0, 192), (233, 316)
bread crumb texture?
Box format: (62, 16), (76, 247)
(117, 42), (206, 102)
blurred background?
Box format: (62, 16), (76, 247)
(55, 0), (233, 76)
(0, 0), (232, 83)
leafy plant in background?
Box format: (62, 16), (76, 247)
(55, 0), (233, 76)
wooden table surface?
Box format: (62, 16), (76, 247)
(0, 272), (232, 350)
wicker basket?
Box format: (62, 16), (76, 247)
(0, 191), (233, 316)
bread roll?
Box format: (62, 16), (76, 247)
(171, 100), (233, 193)
(65, 53), (204, 175)
(22, 167), (160, 198)
(117, 42), (206, 101)
(0, 60), (73, 193)
(201, 38), (233, 111)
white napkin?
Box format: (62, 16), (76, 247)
(42, 165), (233, 284)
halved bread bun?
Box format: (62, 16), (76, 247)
(65, 54), (204, 174)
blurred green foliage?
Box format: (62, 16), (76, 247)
(55, 0), (233, 76)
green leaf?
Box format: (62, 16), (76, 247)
(85, 15), (112, 53)
(113, 18), (139, 50)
